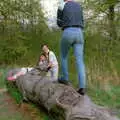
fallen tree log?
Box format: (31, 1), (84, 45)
(6, 68), (119, 120)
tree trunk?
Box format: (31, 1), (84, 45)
(108, 4), (117, 40)
(7, 68), (119, 120)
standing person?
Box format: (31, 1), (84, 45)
(57, 0), (86, 95)
(42, 45), (59, 81)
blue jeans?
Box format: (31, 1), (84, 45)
(60, 27), (86, 88)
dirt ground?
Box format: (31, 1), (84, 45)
(0, 89), (46, 120)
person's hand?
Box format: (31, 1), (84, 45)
(47, 66), (51, 71)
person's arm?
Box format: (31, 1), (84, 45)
(57, 0), (66, 27)
(81, 6), (84, 28)
(57, 9), (63, 27)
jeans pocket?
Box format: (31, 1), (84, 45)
(74, 33), (84, 44)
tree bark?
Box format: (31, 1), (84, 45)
(7, 68), (119, 120)
(108, 4), (117, 40)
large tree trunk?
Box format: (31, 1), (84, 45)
(7, 68), (119, 120)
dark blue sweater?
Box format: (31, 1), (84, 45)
(57, 1), (84, 29)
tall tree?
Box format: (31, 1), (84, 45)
(83, 0), (120, 40)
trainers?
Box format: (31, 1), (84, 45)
(58, 80), (70, 85)
(77, 88), (85, 95)
(58, 78), (70, 85)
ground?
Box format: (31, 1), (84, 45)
(0, 89), (46, 120)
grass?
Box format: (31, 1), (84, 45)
(69, 64), (120, 118)
(87, 86), (120, 107)
(0, 68), (7, 88)
(0, 68), (51, 120)
(69, 70), (120, 108)
(0, 69), (32, 120)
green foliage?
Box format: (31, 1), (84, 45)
(84, 0), (120, 40)
(0, 0), (48, 65)
(0, 68), (7, 88)
(88, 86), (120, 107)
(0, 0), (120, 118)
(88, 86), (120, 117)
(0, 68), (22, 103)
(0, 39), (28, 64)
(49, 105), (65, 120)
(6, 81), (23, 104)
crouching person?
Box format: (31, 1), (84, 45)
(42, 45), (59, 81)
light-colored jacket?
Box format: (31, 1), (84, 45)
(49, 51), (58, 67)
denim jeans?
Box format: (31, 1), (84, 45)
(60, 27), (86, 88)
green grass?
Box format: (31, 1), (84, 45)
(69, 68), (120, 117)
(0, 68), (23, 104)
(0, 92), (33, 120)
(0, 69), (32, 120)
(88, 86), (120, 117)
(87, 86), (120, 107)
(0, 68), (50, 120)
(6, 81), (23, 104)
(0, 68), (7, 88)
(70, 71), (120, 108)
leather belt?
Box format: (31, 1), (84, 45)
(62, 25), (81, 30)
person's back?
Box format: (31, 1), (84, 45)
(57, 0), (84, 30)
